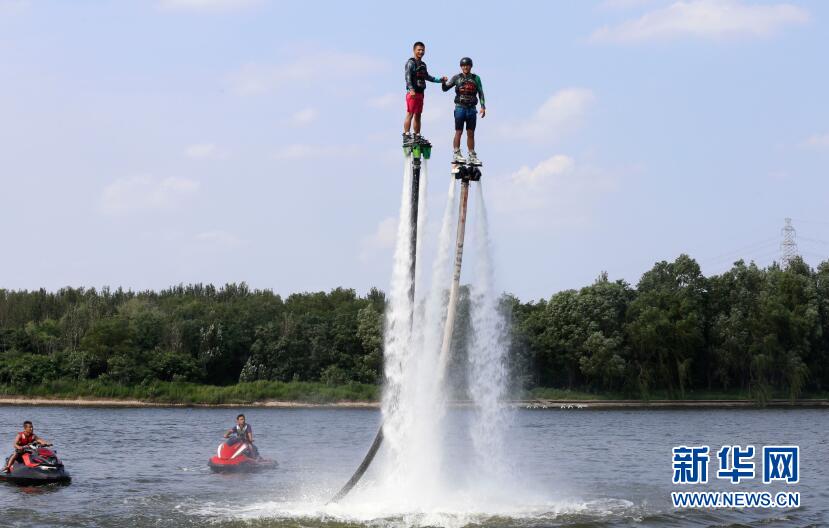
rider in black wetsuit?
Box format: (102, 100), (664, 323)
(442, 57), (486, 163)
(403, 41), (445, 143)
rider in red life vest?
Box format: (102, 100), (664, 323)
(4, 420), (51, 472)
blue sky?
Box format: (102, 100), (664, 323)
(1, 0), (828, 301)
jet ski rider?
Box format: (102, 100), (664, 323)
(224, 413), (259, 458)
(4, 420), (51, 473)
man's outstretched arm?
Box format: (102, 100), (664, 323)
(442, 74), (459, 92)
(425, 64), (445, 83)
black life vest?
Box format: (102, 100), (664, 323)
(414, 61), (429, 88)
(456, 76), (479, 107)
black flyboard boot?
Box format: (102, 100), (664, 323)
(451, 160), (482, 182)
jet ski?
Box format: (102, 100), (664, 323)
(0, 442), (71, 486)
(208, 435), (277, 473)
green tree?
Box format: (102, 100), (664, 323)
(626, 255), (706, 397)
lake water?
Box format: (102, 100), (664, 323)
(0, 406), (825, 527)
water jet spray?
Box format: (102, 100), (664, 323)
(329, 138), (432, 503)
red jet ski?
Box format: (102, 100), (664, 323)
(208, 435), (277, 473)
(0, 442), (71, 486)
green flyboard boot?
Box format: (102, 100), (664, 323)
(413, 135), (431, 159)
(402, 132), (415, 156)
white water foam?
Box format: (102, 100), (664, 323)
(197, 496), (640, 528)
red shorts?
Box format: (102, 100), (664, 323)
(406, 92), (424, 114)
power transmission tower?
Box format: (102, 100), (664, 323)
(780, 217), (799, 268)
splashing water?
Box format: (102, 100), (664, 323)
(414, 159), (429, 307)
(354, 170), (518, 514)
(374, 172), (457, 506)
(239, 164), (569, 525)
(419, 176), (458, 400)
(380, 157), (416, 452)
(467, 182), (512, 484)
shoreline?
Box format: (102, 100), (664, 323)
(0, 397), (827, 409)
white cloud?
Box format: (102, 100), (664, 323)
(490, 155), (619, 229)
(228, 52), (386, 96)
(194, 230), (246, 249)
(158, 0), (262, 12)
(359, 217), (397, 262)
(287, 108), (319, 127)
(100, 176), (200, 215)
(802, 134), (829, 150)
(510, 155), (576, 186)
(184, 143), (228, 160)
(500, 88), (595, 141)
(272, 144), (362, 160)
(368, 93), (400, 109)
(591, 1), (809, 43)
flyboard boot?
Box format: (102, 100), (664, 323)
(467, 150), (481, 166)
(451, 147), (482, 180)
(402, 134), (432, 160)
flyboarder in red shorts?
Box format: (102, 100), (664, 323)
(403, 41), (446, 144)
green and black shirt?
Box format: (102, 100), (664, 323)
(442, 73), (485, 109)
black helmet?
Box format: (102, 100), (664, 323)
(460, 57), (473, 67)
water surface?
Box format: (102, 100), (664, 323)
(0, 407), (825, 527)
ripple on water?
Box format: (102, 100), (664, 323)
(187, 496), (649, 528)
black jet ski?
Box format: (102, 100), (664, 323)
(0, 442), (70, 486)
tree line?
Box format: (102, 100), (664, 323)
(1, 255), (828, 400)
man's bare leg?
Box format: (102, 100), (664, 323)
(453, 130), (463, 150)
(467, 129), (475, 151)
(413, 114), (422, 135)
(404, 112), (414, 134)
(4, 453), (16, 472)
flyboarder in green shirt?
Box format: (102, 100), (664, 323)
(442, 57), (485, 164)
